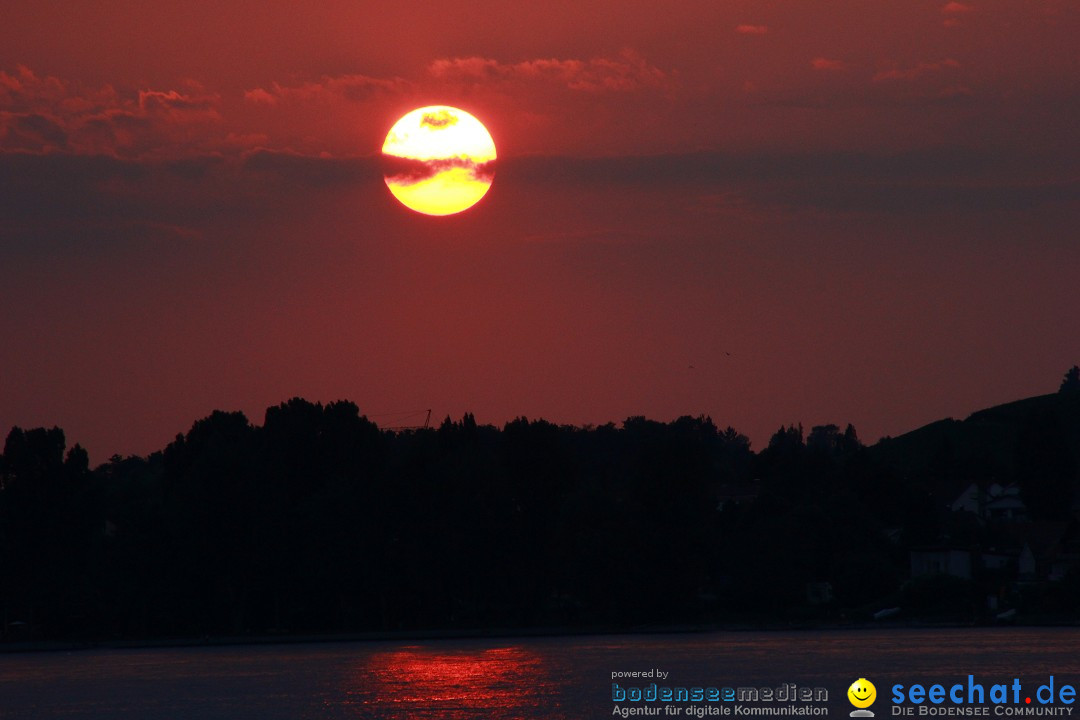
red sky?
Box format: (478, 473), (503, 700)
(2, 0), (1078, 460)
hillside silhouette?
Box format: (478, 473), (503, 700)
(2, 368), (1079, 642)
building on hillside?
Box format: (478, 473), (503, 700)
(951, 483), (1027, 523)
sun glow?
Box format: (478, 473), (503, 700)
(381, 106), (496, 216)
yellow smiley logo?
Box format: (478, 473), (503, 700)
(848, 678), (876, 708)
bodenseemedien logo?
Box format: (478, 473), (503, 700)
(610, 679), (829, 716)
(849, 678), (877, 717)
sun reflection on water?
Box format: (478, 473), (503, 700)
(344, 644), (568, 719)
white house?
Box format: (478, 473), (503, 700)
(951, 483), (1027, 523)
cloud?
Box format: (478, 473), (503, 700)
(139, 89), (219, 115)
(243, 73), (409, 105)
(421, 110), (458, 129)
(873, 58), (960, 82)
(0, 112), (69, 151)
(811, 58), (846, 71)
(429, 50), (668, 93)
(243, 88), (278, 106)
(502, 149), (1079, 215)
(0, 149), (389, 255)
(240, 149), (373, 186)
(0, 152), (208, 248)
(941, 2), (974, 26)
(942, 2), (973, 13)
(1, 147), (1074, 269)
(0, 65), (69, 110)
(0, 65), (223, 157)
(223, 131), (271, 148)
(736, 25), (769, 35)
(381, 154), (494, 185)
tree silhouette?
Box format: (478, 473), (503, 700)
(3, 386), (1079, 640)
(0, 427), (98, 637)
(1061, 365), (1080, 394)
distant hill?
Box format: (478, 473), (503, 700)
(870, 390), (1080, 508)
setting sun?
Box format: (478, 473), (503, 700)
(381, 106), (496, 216)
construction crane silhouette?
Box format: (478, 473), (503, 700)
(384, 409), (432, 432)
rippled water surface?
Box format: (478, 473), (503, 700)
(2, 629), (1079, 719)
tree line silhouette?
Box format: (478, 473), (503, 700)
(2, 367), (1079, 641)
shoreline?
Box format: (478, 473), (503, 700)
(4, 619), (1077, 655)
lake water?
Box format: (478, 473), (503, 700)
(2, 629), (1079, 719)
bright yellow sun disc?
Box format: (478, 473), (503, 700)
(382, 106), (496, 216)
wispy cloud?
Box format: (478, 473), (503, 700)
(505, 150), (1080, 216)
(873, 58), (960, 82)
(429, 50), (668, 93)
(942, 2), (973, 14)
(242, 73), (409, 105)
(811, 58), (846, 71)
(735, 24), (769, 35)
(942, 2), (974, 27)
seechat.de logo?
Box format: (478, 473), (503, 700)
(849, 678), (878, 718)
